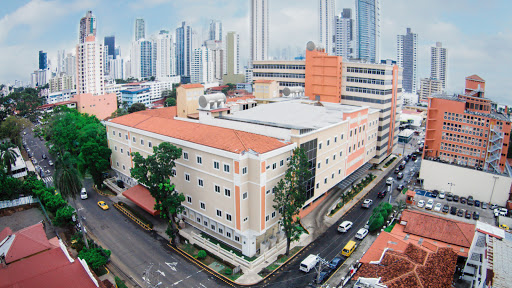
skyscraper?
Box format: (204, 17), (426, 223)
(355, 0), (380, 63)
(226, 32), (240, 75)
(57, 50), (66, 74)
(209, 20), (222, 42)
(397, 28), (417, 93)
(153, 31), (175, 79)
(335, 8), (353, 59)
(104, 36), (116, 59)
(76, 35), (105, 95)
(251, 0), (269, 62)
(431, 42), (447, 89)
(176, 21), (193, 77)
(191, 47), (213, 84)
(38, 50), (47, 70)
(134, 18), (146, 41)
(204, 40), (224, 82)
(319, 0), (335, 55)
(79, 11), (96, 44)
(131, 39), (154, 80)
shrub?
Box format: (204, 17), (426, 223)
(115, 276), (128, 288)
(368, 214), (384, 232)
(54, 205), (75, 227)
(78, 246), (111, 270)
(197, 250), (207, 259)
(224, 268), (233, 275)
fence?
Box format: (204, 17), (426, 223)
(0, 196), (37, 209)
(113, 203), (152, 231)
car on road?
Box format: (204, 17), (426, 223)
(338, 221), (353, 233)
(425, 199), (434, 210)
(465, 210), (472, 219)
(474, 200), (480, 207)
(80, 188), (88, 200)
(467, 198), (474, 206)
(329, 256), (344, 270)
(457, 209), (464, 217)
(453, 195), (459, 202)
(315, 268), (333, 284)
(362, 199), (373, 208)
(450, 206), (457, 215)
(438, 191), (445, 199)
(473, 211), (480, 220)
(442, 204), (450, 213)
(417, 200), (425, 208)
(300, 254), (320, 273)
(397, 184), (404, 191)
(355, 228), (369, 240)
(434, 203), (442, 212)
(411, 154), (417, 161)
(482, 202), (488, 209)
(386, 177), (394, 186)
(377, 190), (387, 198)
(397, 172), (403, 180)
(460, 197), (467, 204)
(494, 208), (508, 217)
(48, 160), (53, 166)
(97, 201), (109, 210)
(394, 168), (400, 174)
(42, 154), (47, 159)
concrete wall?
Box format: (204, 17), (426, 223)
(419, 159), (511, 205)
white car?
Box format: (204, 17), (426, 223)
(80, 188), (88, 200)
(438, 191), (446, 199)
(355, 228), (369, 240)
(362, 199), (373, 208)
(434, 203), (442, 212)
(338, 221), (353, 233)
(417, 200), (425, 208)
(425, 199), (434, 210)
(494, 208), (508, 217)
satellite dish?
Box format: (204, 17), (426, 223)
(306, 41), (316, 51)
(283, 87), (291, 96)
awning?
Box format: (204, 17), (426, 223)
(122, 184), (160, 216)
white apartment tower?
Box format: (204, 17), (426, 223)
(397, 28), (417, 93)
(431, 42), (447, 89)
(153, 31), (176, 79)
(134, 18), (146, 41)
(209, 20), (222, 42)
(76, 35), (105, 95)
(251, 0), (269, 62)
(191, 47), (213, 84)
(319, 0), (335, 55)
(335, 8), (353, 59)
(130, 39), (155, 80)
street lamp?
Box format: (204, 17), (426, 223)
(490, 176), (498, 204)
(447, 182), (455, 194)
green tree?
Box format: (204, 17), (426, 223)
(78, 246), (111, 270)
(0, 141), (19, 176)
(368, 213), (384, 232)
(131, 142), (184, 244)
(0, 116), (30, 146)
(111, 108), (128, 118)
(127, 102), (146, 113)
(78, 141), (111, 187)
(54, 205), (75, 227)
(272, 148), (312, 255)
(165, 97), (176, 107)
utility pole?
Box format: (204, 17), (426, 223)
(447, 182), (455, 194)
(314, 255), (329, 284)
(490, 176), (498, 204)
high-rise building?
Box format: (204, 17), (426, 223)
(419, 78), (443, 102)
(355, 0), (380, 63)
(56, 50), (66, 74)
(204, 40), (224, 82)
(64, 53), (76, 80)
(109, 58), (124, 80)
(397, 28), (417, 93)
(251, 0), (269, 62)
(191, 47), (213, 84)
(131, 39), (154, 80)
(319, 0), (335, 55)
(176, 21), (193, 77)
(153, 31), (175, 79)
(225, 32), (240, 76)
(431, 42), (447, 89)
(76, 35), (105, 95)
(335, 8), (353, 59)
(104, 36), (116, 59)
(79, 11), (96, 44)
(209, 20), (222, 42)
(38, 50), (47, 70)
(134, 18), (146, 41)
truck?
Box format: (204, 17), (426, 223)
(386, 177), (394, 186)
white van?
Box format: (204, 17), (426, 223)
(386, 177), (394, 186)
(80, 188), (88, 200)
(300, 254), (320, 273)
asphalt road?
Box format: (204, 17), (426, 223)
(22, 127), (227, 288)
(258, 156), (421, 288)
(22, 126), (54, 186)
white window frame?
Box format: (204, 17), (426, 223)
(186, 195), (192, 204)
(214, 184), (221, 193)
(243, 192), (248, 200)
(140, 139), (144, 145)
(216, 209), (222, 218)
(132, 136), (136, 143)
(148, 141), (152, 148)
(183, 151), (189, 160)
(226, 213), (232, 222)
(223, 163), (230, 173)
(242, 167), (248, 174)
(185, 173), (190, 182)
(272, 211), (276, 218)
(196, 155), (202, 165)
(200, 201), (206, 210)
(224, 188), (231, 198)
(213, 161), (220, 170)
(272, 163), (277, 170)
(198, 178), (204, 187)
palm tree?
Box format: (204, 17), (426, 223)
(54, 152), (89, 248)
(0, 141), (19, 176)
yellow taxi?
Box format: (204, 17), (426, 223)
(97, 201), (109, 210)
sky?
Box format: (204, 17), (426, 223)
(1, 0), (511, 105)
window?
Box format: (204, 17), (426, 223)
(122, 165), (125, 170)
(118, 132), (121, 137)
(243, 192), (248, 200)
(272, 211), (276, 218)
(218, 228), (223, 234)
(224, 188), (231, 197)
(216, 209), (222, 217)
(226, 231), (232, 238)
(198, 178), (204, 187)
(186, 196), (192, 204)
(114, 146), (117, 151)
(332, 173), (334, 179)
(266, 189), (271, 195)
(127, 151), (130, 156)
(148, 141), (152, 148)
(272, 163), (277, 169)
(223, 164), (230, 173)
(200, 202), (206, 210)
(318, 162), (321, 169)
(234, 236), (240, 242)
(334, 136), (337, 143)
(340, 151), (343, 156)
(265, 215), (270, 222)
(280, 160), (284, 167)
(333, 154), (336, 160)
(120, 148), (123, 153)
(112, 130), (116, 136)
(327, 139), (330, 146)
(116, 162), (119, 167)
(243, 217), (248, 222)
(213, 161), (220, 170)
(226, 214), (232, 222)
(319, 142), (322, 149)
(172, 169), (176, 176)
(324, 178), (327, 184)
(326, 158), (329, 164)
(125, 134), (128, 140)
(183, 152), (189, 160)
(140, 139), (144, 145)
(132, 136), (136, 143)
(341, 134), (344, 140)
(196, 156), (202, 164)
(185, 173), (190, 182)
(316, 183), (319, 189)
(242, 167), (248, 174)
(214, 185), (221, 193)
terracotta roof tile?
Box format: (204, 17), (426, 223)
(5, 223), (53, 263)
(110, 107), (290, 154)
(180, 84), (204, 89)
(466, 74), (484, 81)
(123, 185), (159, 216)
(0, 227), (13, 242)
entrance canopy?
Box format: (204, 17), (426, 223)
(123, 184), (160, 216)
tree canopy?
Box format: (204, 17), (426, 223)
(127, 102), (146, 113)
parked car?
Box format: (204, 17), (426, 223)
(467, 199), (475, 206)
(355, 228), (369, 240)
(300, 255), (320, 273)
(411, 154), (417, 161)
(460, 197), (467, 204)
(425, 199), (434, 210)
(315, 269), (333, 284)
(431, 190), (439, 198)
(442, 204), (450, 213)
(397, 172), (403, 180)
(362, 199), (373, 208)
(446, 193), (453, 202)
(450, 206), (457, 215)
(500, 224), (510, 230)
(465, 210), (472, 219)
(397, 184), (404, 191)
(457, 209), (464, 217)
(329, 256), (344, 270)
(48, 160), (53, 166)
(42, 154), (47, 159)
(473, 211), (480, 220)
(438, 191), (445, 199)
(434, 203), (442, 212)
(377, 190), (387, 198)
(394, 168), (400, 174)
(474, 200), (481, 207)
(481, 202), (488, 209)
(453, 195), (459, 202)
(417, 200), (425, 208)
(490, 204), (499, 210)
(494, 208), (508, 217)
(338, 221), (353, 233)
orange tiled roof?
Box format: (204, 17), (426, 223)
(400, 210), (475, 248)
(180, 83), (204, 89)
(253, 80), (274, 84)
(466, 74), (484, 81)
(226, 95), (255, 103)
(123, 185), (159, 216)
(110, 107), (290, 154)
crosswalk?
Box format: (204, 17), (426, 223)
(42, 176), (53, 187)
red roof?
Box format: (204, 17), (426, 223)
(466, 74), (484, 81)
(110, 107), (290, 154)
(38, 101), (77, 110)
(208, 85), (228, 91)
(123, 185), (159, 216)
(4, 223), (55, 264)
(180, 84), (204, 89)
(0, 227), (12, 242)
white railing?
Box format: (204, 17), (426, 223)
(0, 196), (37, 209)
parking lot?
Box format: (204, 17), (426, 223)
(412, 189), (496, 225)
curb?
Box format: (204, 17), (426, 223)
(327, 175), (377, 218)
(113, 203), (152, 231)
(94, 186), (112, 197)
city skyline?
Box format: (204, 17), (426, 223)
(0, 0), (511, 105)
